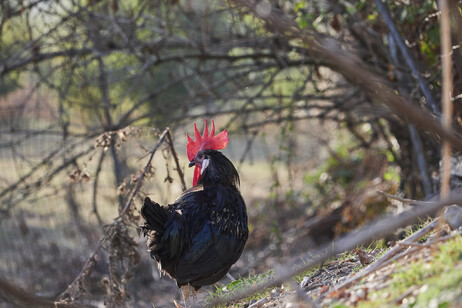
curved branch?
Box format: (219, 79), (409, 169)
(92, 150), (106, 226)
(1, 48), (93, 77)
(116, 127), (170, 219)
(166, 130), (187, 192)
(374, 0), (440, 115)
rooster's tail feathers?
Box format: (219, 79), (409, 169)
(141, 197), (167, 232)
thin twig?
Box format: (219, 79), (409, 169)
(0, 140), (95, 201)
(397, 242), (432, 248)
(248, 297), (268, 308)
(166, 130), (187, 191)
(377, 191), (433, 205)
(116, 127), (170, 219)
(56, 237), (106, 303)
(430, 229), (462, 243)
(375, 0), (440, 115)
(92, 150), (106, 226)
(0, 145), (96, 220)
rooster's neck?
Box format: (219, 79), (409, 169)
(196, 151), (239, 189)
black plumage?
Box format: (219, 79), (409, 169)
(141, 149), (248, 292)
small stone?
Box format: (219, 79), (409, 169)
(444, 205), (462, 230)
(270, 288), (280, 299)
(356, 288), (365, 299)
(299, 276), (311, 288)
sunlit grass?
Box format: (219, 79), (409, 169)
(206, 270), (276, 307)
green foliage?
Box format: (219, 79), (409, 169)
(0, 73), (21, 96)
(294, 1), (309, 29)
(383, 165), (399, 182)
(389, 0), (440, 67)
(0, 20), (24, 96)
(332, 305), (350, 308)
(419, 26), (441, 66)
(207, 271), (275, 307)
(302, 133), (361, 201)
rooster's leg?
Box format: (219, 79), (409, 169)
(179, 285), (197, 308)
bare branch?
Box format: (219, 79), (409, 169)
(116, 128), (170, 219)
(1, 48), (93, 76)
(0, 143), (96, 216)
(56, 237), (105, 306)
(0, 277), (54, 308)
(230, 0), (462, 153)
(92, 150), (106, 226)
(374, 0), (440, 115)
(166, 130), (187, 192)
(377, 191), (433, 205)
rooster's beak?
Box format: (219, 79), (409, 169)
(189, 160), (195, 167)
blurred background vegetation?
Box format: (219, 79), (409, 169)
(0, 0), (460, 307)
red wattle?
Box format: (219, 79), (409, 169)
(193, 165), (201, 186)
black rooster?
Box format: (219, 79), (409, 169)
(141, 120), (248, 307)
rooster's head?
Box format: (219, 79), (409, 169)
(186, 119), (229, 186)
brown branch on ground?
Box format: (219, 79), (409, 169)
(398, 242), (432, 248)
(327, 218), (438, 295)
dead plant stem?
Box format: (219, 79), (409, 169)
(117, 127), (170, 219)
(439, 0), (453, 200)
(166, 130), (187, 191)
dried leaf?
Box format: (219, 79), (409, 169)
(320, 285), (329, 294)
(329, 288), (348, 299)
(355, 249), (374, 266)
(117, 183), (126, 195)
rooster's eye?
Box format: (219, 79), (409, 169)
(198, 153), (203, 159)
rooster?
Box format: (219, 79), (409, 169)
(141, 119), (248, 307)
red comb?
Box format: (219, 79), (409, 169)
(186, 119), (229, 161)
